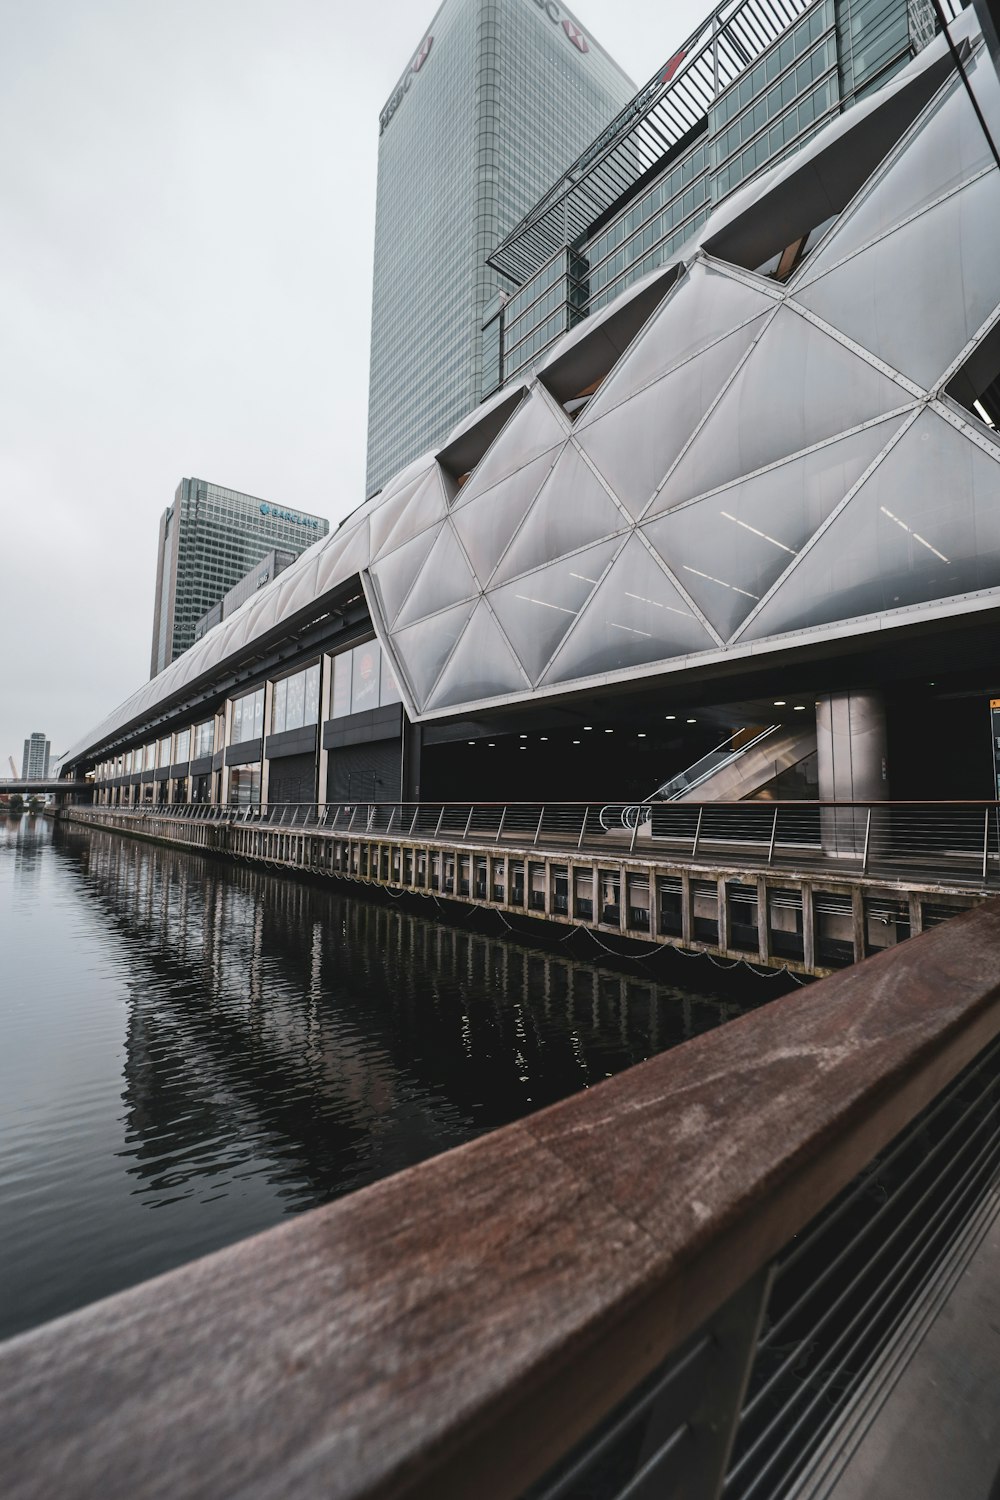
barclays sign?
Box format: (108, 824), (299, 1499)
(259, 502), (320, 531)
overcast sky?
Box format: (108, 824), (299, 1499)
(0, 0), (706, 765)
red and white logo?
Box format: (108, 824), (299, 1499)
(412, 34), (433, 72)
(562, 18), (588, 52)
(662, 49), (686, 84)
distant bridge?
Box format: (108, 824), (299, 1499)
(0, 779), (92, 796)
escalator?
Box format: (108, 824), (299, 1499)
(655, 722), (817, 803)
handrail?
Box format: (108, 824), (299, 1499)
(3, 902), (1000, 1498)
(85, 798), (1000, 891)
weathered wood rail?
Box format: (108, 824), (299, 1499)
(3, 900), (1000, 1499)
(66, 805), (983, 977)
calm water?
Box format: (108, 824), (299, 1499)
(0, 815), (787, 1342)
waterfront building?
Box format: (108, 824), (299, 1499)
(150, 480), (329, 677)
(74, 5), (1000, 817)
(364, 0), (635, 498)
(193, 548), (299, 642)
(482, 0), (946, 395)
(21, 733), (50, 780)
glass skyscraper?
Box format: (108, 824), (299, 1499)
(364, 0), (635, 498)
(150, 479), (329, 677)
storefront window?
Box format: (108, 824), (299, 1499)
(158, 737), (171, 767)
(143, 744), (156, 771)
(229, 767), (261, 806)
(174, 729), (191, 762)
(332, 652), (352, 717)
(193, 720), (214, 758)
(230, 688), (264, 744)
(272, 663), (321, 735)
(351, 642), (382, 714)
(328, 641), (403, 719)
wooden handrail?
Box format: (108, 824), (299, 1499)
(4, 903), (1000, 1500)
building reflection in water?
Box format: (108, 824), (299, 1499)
(1, 821), (779, 1339)
(71, 826), (764, 1214)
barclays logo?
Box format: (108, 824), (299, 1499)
(259, 502), (320, 530)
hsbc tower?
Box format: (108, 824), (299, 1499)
(365, 0), (634, 498)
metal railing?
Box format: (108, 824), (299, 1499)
(93, 798), (1000, 889)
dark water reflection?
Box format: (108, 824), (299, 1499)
(0, 816), (786, 1341)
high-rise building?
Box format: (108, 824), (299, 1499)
(21, 733), (50, 780)
(364, 0), (635, 498)
(483, 0), (946, 391)
(150, 479), (329, 677)
(193, 548), (299, 642)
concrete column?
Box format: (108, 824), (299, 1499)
(317, 654), (333, 811)
(816, 691), (889, 801)
(219, 704), (233, 806)
(260, 680), (274, 808)
(816, 690), (888, 855)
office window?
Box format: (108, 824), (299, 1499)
(174, 729), (191, 762)
(194, 720), (215, 758)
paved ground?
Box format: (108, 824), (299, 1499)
(793, 1186), (1000, 1500)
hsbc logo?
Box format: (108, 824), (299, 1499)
(379, 33), (434, 134)
(562, 19), (589, 53)
(532, 0), (591, 56)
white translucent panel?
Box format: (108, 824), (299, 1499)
(451, 448), (558, 583)
(315, 522), (371, 594)
(576, 315), (769, 518)
(369, 524), (440, 626)
(742, 409), (1000, 640)
(440, 379), (528, 447)
(243, 587), (282, 642)
(389, 598), (477, 710)
(541, 534), (716, 685)
(642, 418), (903, 640)
(393, 522), (479, 628)
(425, 601), (528, 711)
(538, 261), (678, 375)
(655, 309), (912, 512)
(369, 470), (428, 557)
(281, 555), (322, 618)
(794, 170), (1000, 392)
(492, 445), (627, 586)
(487, 537), (622, 683)
(801, 76), (998, 282)
(458, 391), (568, 503)
(580, 262), (777, 428)
(374, 467), (448, 559)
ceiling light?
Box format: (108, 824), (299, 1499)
(584, 725), (593, 730)
(488, 742), (495, 747)
(519, 734), (527, 739)
(573, 739), (580, 744)
(686, 718), (696, 723)
(468, 740), (475, 745)
(773, 700), (785, 706)
(665, 715), (676, 721)
(794, 704), (806, 711)
(540, 736), (548, 741)
(519, 745), (526, 751)
(604, 729), (613, 734)
(637, 733), (646, 738)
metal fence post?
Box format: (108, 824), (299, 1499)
(692, 807), (704, 860)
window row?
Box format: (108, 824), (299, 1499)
(100, 642), (405, 776)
